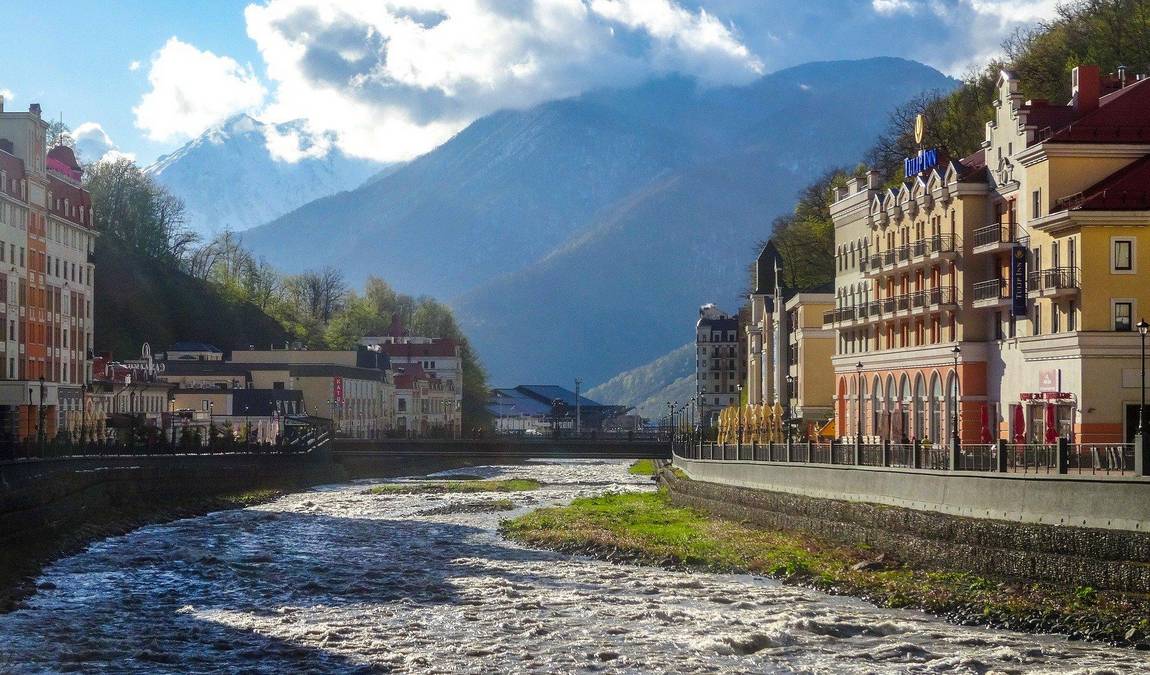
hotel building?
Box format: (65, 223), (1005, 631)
(828, 65), (1150, 446)
(0, 100), (96, 442)
(745, 242), (834, 430)
(696, 304), (745, 427)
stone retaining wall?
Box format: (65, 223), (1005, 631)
(661, 469), (1150, 594)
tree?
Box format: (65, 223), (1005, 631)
(84, 158), (197, 262)
(47, 120), (74, 151)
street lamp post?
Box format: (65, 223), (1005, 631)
(575, 378), (583, 436)
(855, 362), (863, 442)
(951, 345), (962, 452)
(1137, 321), (1149, 474)
(785, 374), (795, 443)
(736, 384), (743, 444)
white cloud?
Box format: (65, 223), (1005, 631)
(72, 122), (136, 164)
(871, 0), (916, 15)
(133, 37), (267, 142)
(242, 0), (763, 162)
(0, 88), (13, 104)
(129, 60), (141, 71)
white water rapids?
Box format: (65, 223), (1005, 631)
(0, 460), (1146, 673)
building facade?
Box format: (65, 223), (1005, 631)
(784, 292), (835, 430)
(0, 99), (96, 442)
(696, 304), (745, 428)
(828, 65), (1150, 446)
(360, 322), (462, 437)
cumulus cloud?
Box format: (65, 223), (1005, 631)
(72, 122), (135, 164)
(134, 37), (267, 142)
(243, 0), (764, 162)
(0, 88), (13, 104)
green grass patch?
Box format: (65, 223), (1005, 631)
(369, 478), (541, 495)
(628, 459), (658, 476)
(501, 490), (1150, 645)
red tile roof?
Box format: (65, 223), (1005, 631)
(1045, 77), (1150, 144)
(375, 339), (459, 358)
(1055, 155), (1150, 211)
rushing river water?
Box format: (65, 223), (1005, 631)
(1, 460), (1147, 673)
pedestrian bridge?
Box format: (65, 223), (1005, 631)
(332, 436), (672, 460)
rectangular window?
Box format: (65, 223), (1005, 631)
(1115, 301), (1133, 331)
(1114, 239), (1134, 272)
(1033, 304), (1041, 336)
(994, 311), (1003, 340)
(1052, 303), (1060, 333)
(1031, 189), (1042, 219)
(1068, 300), (1076, 331)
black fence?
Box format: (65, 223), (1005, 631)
(0, 424), (330, 463)
(675, 438), (1141, 477)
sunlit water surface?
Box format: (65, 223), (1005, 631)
(0, 460), (1146, 673)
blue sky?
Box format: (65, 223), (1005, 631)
(3, 0), (1059, 166)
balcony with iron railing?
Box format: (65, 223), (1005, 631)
(972, 223), (1029, 254)
(824, 287), (958, 327)
(863, 234), (960, 277)
(971, 278), (1009, 308)
(1027, 267), (1080, 297)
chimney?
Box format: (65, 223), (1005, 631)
(28, 103), (41, 117)
(867, 169), (882, 189)
(0, 95), (5, 113)
(1072, 65), (1100, 115)
(1118, 64), (1128, 88)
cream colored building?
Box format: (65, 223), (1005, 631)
(829, 64), (1150, 446)
(785, 292), (835, 429)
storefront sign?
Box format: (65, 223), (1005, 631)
(1039, 369), (1060, 392)
(904, 147), (940, 177)
(1020, 392), (1073, 400)
(333, 376), (344, 403)
(1009, 245), (1028, 316)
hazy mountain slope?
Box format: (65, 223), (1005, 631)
(147, 114), (382, 238)
(450, 58), (955, 385)
(241, 89), (699, 297)
(586, 343), (695, 420)
(236, 58), (954, 384)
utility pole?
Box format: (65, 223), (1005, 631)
(575, 378), (582, 435)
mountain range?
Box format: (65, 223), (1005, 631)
(165, 57), (955, 394)
(586, 343), (696, 420)
(146, 114), (383, 239)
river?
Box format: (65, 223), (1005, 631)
(0, 460), (1145, 673)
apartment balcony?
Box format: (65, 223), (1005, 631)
(971, 223), (1029, 255)
(825, 287), (958, 327)
(1027, 267), (1080, 298)
(971, 278), (1009, 309)
(863, 234), (960, 278)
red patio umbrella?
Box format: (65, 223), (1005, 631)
(1012, 404), (1026, 444)
(1044, 403), (1058, 444)
(980, 403), (993, 443)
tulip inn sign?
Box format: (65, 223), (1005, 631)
(904, 147), (940, 177)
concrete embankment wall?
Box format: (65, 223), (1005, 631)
(673, 456), (1150, 532)
(664, 463), (1150, 593)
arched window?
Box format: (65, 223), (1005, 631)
(946, 370), (960, 447)
(913, 373), (926, 440)
(871, 376), (882, 438)
(929, 373), (942, 443)
(898, 374), (912, 442)
(848, 376), (857, 439)
(884, 375), (896, 440)
(858, 377), (868, 437)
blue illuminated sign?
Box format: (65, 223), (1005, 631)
(904, 148), (940, 177)
(1009, 245), (1028, 316)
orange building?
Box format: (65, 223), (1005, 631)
(0, 99), (96, 442)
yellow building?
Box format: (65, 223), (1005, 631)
(785, 292), (834, 431)
(828, 64), (1150, 447)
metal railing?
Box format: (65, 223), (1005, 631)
(972, 278), (1006, 302)
(675, 437), (1142, 478)
(1027, 267), (1080, 293)
(0, 427), (331, 463)
(1068, 443), (1134, 475)
(824, 288), (958, 325)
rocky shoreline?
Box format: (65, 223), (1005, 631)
(502, 488), (1150, 649)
